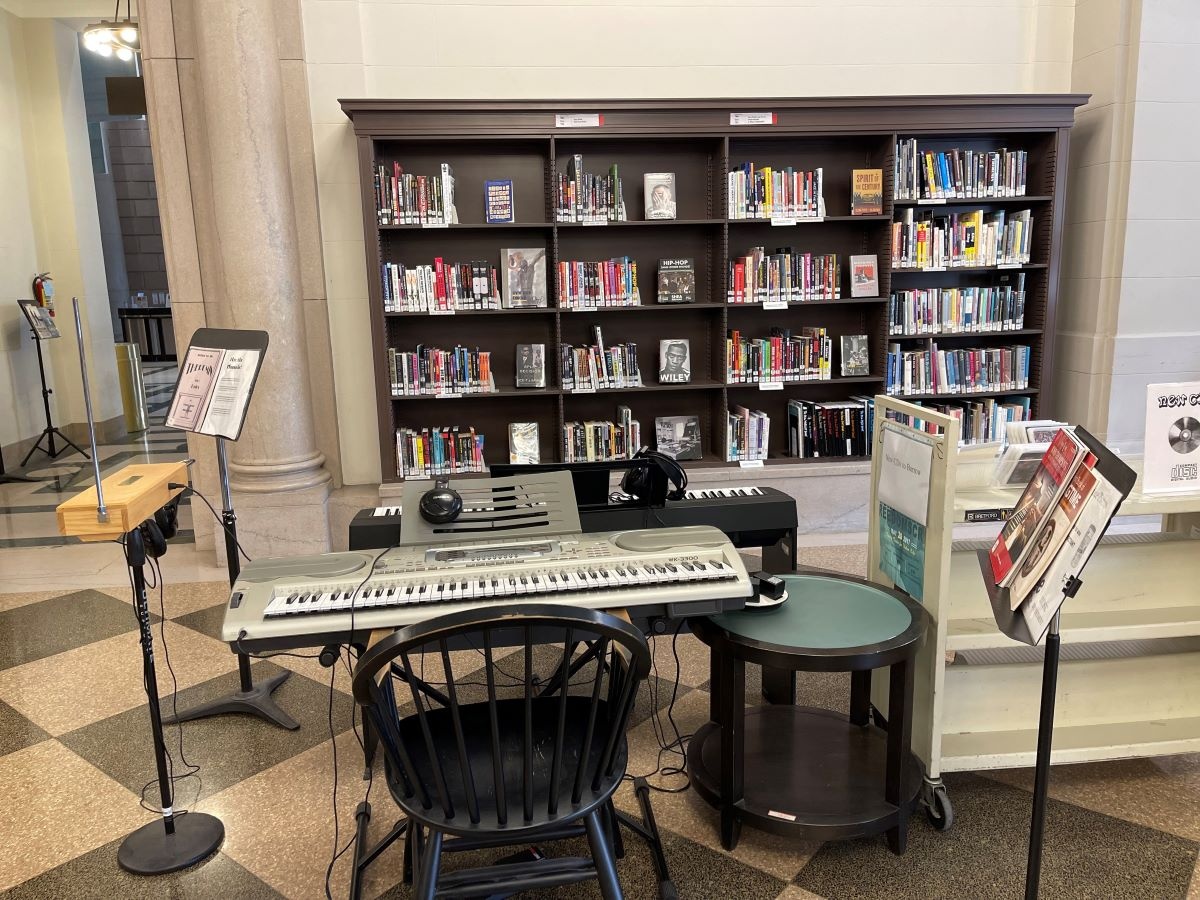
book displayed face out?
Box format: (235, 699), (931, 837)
(659, 339), (691, 384)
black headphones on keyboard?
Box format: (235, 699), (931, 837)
(620, 448), (687, 505)
(419, 476), (464, 525)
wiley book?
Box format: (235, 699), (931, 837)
(658, 339), (691, 384)
(657, 259), (695, 304)
(851, 168), (883, 216)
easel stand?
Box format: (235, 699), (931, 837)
(163, 438), (297, 729)
(21, 329), (89, 466)
(118, 527), (224, 873)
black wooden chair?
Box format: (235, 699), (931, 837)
(351, 603), (653, 899)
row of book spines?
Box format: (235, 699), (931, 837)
(726, 331), (832, 382)
(563, 411), (641, 463)
(891, 209), (1033, 268)
(396, 426), (484, 478)
(387, 347), (493, 395)
(382, 261), (501, 312)
(885, 344), (1032, 395)
(727, 253), (841, 303)
(727, 166), (823, 219)
(557, 259), (639, 306)
(555, 159), (625, 222)
(893, 141), (1029, 200)
(787, 397), (874, 459)
(560, 343), (641, 389)
(884, 396), (1032, 445)
(888, 287), (1026, 335)
(374, 163), (452, 225)
(726, 406), (770, 461)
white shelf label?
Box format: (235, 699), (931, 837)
(739, 459), (765, 468)
(571, 306), (598, 312)
(917, 198), (947, 205)
(759, 382), (784, 391)
(762, 301), (789, 310)
(429, 309), (455, 316)
(555, 113), (602, 128)
(997, 262), (1022, 269)
(421, 222), (450, 229)
(730, 112), (777, 126)
(570, 387), (597, 394)
(923, 266), (947, 272)
(433, 392), (462, 399)
(770, 216), (797, 227)
(582, 220), (608, 227)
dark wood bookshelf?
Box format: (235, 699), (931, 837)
(889, 328), (1044, 340)
(342, 95), (1085, 481)
(893, 387), (1041, 401)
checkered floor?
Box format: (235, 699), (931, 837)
(1, 544), (1198, 898)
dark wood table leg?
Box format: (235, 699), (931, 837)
(719, 650), (745, 851)
(849, 669), (872, 727)
(709, 644), (722, 724)
(761, 665), (796, 705)
(885, 657), (915, 854)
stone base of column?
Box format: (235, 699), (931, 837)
(213, 481), (333, 566)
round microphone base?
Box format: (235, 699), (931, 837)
(117, 812), (225, 875)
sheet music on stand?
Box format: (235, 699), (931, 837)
(18, 299), (60, 340)
(165, 328), (268, 440)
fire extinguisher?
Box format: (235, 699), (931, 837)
(32, 273), (56, 317)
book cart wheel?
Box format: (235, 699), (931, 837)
(923, 780), (954, 832)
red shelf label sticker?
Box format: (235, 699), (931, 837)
(555, 113), (603, 128)
(730, 112), (777, 126)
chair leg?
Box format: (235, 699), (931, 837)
(584, 808), (624, 900)
(607, 800), (626, 859)
(413, 827), (443, 900)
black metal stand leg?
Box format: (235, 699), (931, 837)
(584, 809), (623, 900)
(761, 665), (796, 705)
(850, 669), (872, 727)
(885, 658), (914, 855)
(349, 801), (372, 900)
(1025, 618), (1062, 900)
(719, 652), (745, 851)
(21, 336), (89, 466)
(117, 550), (224, 874)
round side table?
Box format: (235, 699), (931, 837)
(688, 572), (930, 854)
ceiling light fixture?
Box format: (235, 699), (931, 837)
(83, 0), (139, 59)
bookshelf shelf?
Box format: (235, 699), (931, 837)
(391, 387), (563, 400)
(342, 95), (1084, 481)
(891, 264), (1049, 274)
(889, 328), (1044, 340)
(727, 375), (885, 389)
(890, 387), (1040, 402)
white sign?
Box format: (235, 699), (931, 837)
(1142, 381), (1200, 495)
(917, 198), (947, 205)
(739, 459), (765, 468)
(878, 425), (933, 526)
(770, 216), (797, 227)
(759, 382), (784, 391)
(762, 301), (789, 310)
(730, 112), (776, 126)
(555, 113), (602, 128)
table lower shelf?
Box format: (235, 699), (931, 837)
(688, 705), (922, 841)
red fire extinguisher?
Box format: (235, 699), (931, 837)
(32, 273), (56, 317)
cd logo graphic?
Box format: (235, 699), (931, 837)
(1168, 417), (1200, 454)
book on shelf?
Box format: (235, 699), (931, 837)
(890, 397), (1031, 447)
(485, 180), (515, 224)
(885, 341), (1030, 397)
(994, 442), (1052, 487)
(558, 257), (640, 308)
(655, 415), (702, 461)
(374, 161), (458, 226)
(787, 396), (874, 459)
(643, 173), (677, 220)
(727, 163), (823, 219)
(388, 345), (495, 396)
(657, 259), (695, 304)
(894, 139), (1028, 201)
(849, 254), (878, 298)
(514, 343), (546, 388)
(888, 276), (1026, 335)
(727, 248), (841, 304)
(508, 422), (540, 465)
(1142, 381), (1200, 495)
(891, 208), (1033, 270)
(382, 259), (502, 313)
(988, 428), (1092, 588)
(396, 425), (484, 479)
(840, 335), (870, 377)
(1007, 419), (1069, 445)
(563, 407), (641, 462)
(556, 154), (626, 223)
(659, 339), (691, 384)
(560, 341), (642, 391)
(727, 406), (770, 462)
(851, 169), (883, 215)
(726, 327), (831, 384)
(502, 248), (548, 308)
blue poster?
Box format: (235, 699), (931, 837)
(879, 502), (925, 600)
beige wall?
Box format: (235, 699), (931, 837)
(303, 0), (1078, 485)
(0, 12), (121, 453)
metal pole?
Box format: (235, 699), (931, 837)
(217, 438), (253, 692)
(72, 297), (107, 522)
(1024, 609), (1062, 900)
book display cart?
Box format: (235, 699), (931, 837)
(340, 96), (1087, 482)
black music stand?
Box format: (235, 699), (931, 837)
(17, 299), (89, 466)
(158, 328), (298, 731)
(977, 427), (1136, 899)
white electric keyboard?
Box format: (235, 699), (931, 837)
(223, 525), (752, 652)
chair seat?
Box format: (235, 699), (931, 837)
(388, 696), (626, 835)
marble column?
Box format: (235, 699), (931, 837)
(190, 0), (332, 554)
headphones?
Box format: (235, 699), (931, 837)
(125, 497), (180, 567)
(620, 449), (687, 505)
(419, 476), (464, 525)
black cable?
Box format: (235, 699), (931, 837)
(624, 621), (691, 793)
(168, 482), (252, 564)
(152, 555), (203, 810)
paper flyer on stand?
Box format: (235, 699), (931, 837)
(166, 346), (224, 433)
(878, 502), (925, 601)
(166, 344), (263, 440)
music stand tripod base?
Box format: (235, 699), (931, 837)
(161, 662), (297, 730)
(118, 812), (224, 875)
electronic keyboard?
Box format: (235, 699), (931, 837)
(351, 485), (798, 571)
(224, 525), (752, 652)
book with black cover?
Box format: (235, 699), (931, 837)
(659, 338), (691, 383)
(657, 259), (695, 304)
